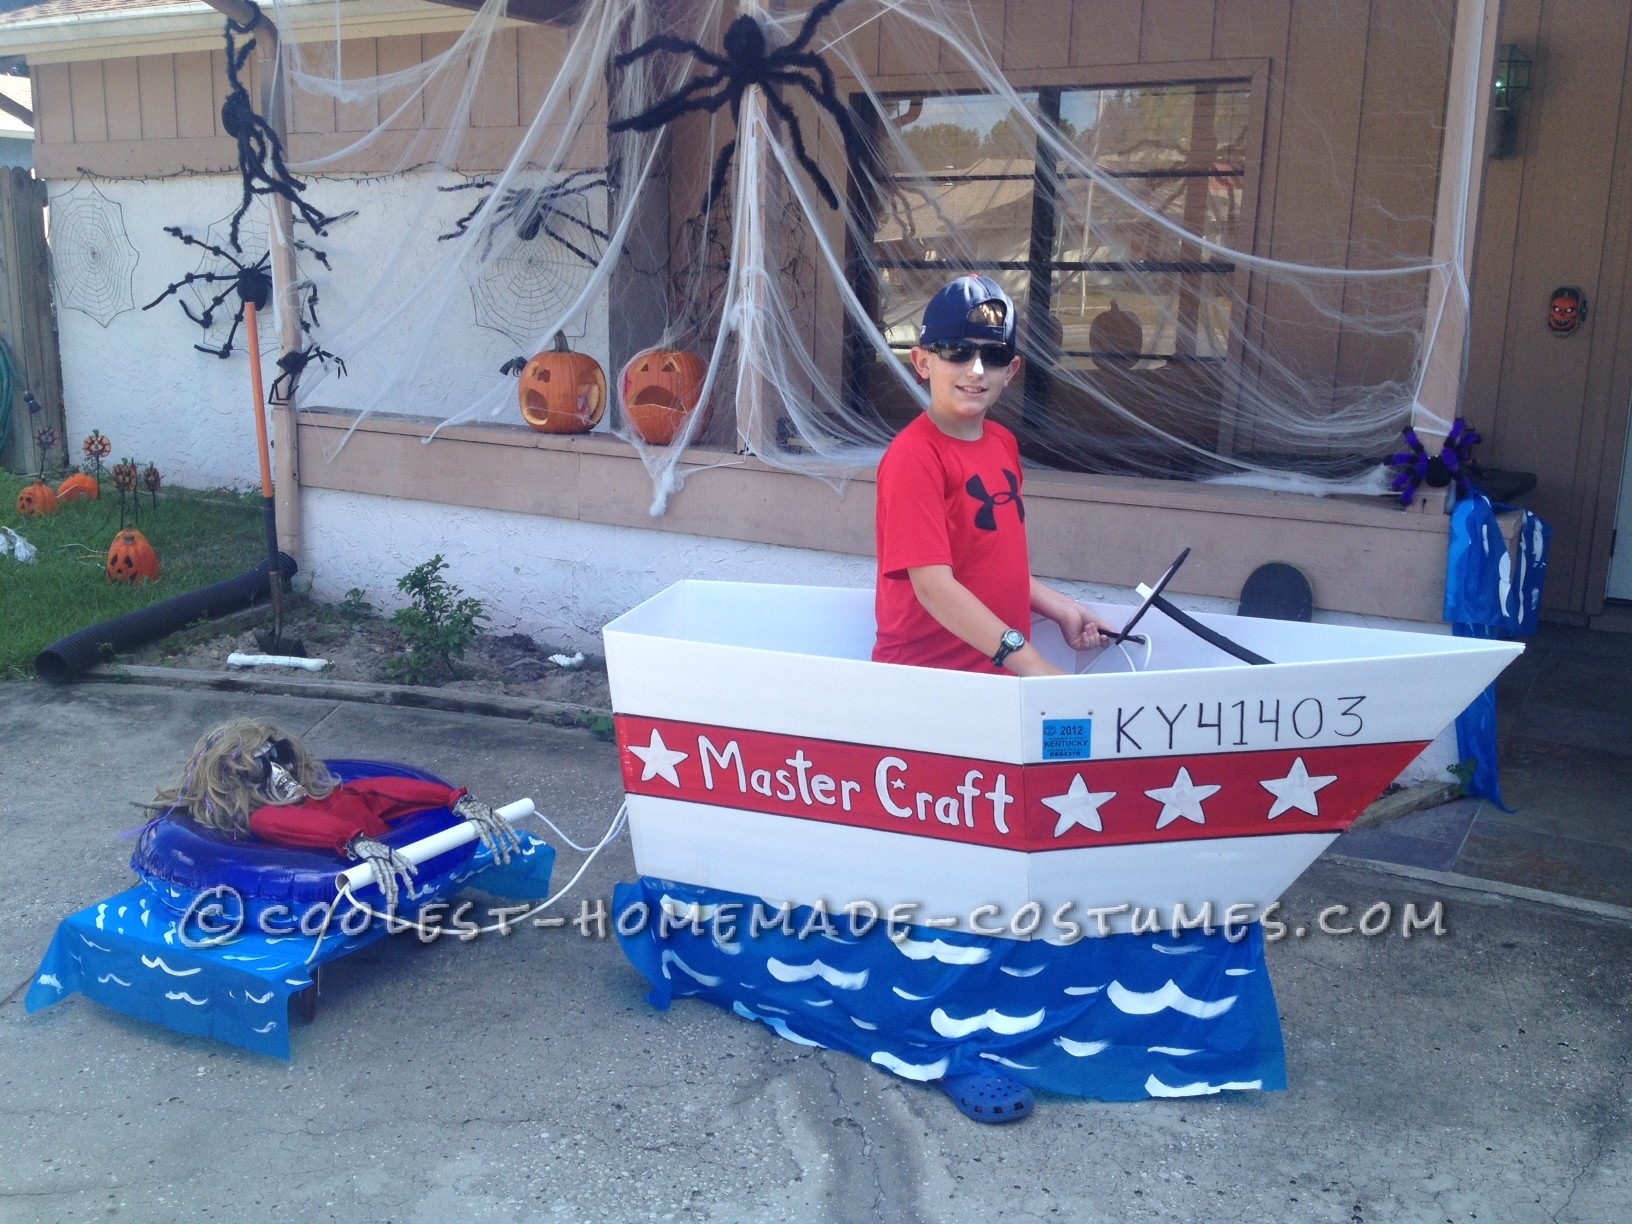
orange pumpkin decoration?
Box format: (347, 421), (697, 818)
(518, 333), (607, 434)
(56, 472), (101, 502)
(16, 479), (60, 516)
(620, 348), (708, 445)
(106, 528), (160, 585)
(1088, 300), (1144, 371)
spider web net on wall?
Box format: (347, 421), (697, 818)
(48, 181), (140, 328)
(256, 0), (1477, 510)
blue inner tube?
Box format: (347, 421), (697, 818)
(132, 759), (478, 921)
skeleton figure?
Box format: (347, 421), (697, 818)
(149, 719), (520, 912)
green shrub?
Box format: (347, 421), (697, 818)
(385, 555), (489, 685)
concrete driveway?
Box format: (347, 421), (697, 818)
(2, 681), (1627, 1222)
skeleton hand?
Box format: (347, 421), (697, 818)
(347, 835), (418, 912)
(454, 794), (521, 865)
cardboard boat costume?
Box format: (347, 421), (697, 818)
(604, 578), (1520, 1101)
(27, 721), (554, 1058)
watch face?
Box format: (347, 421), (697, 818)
(1002, 630), (1026, 650)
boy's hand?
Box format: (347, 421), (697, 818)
(1054, 603), (1119, 651)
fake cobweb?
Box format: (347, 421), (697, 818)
(244, 0), (1479, 512)
(48, 180), (140, 328)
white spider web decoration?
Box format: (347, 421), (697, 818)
(48, 181), (140, 327)
(188, 210), (274, 356)
(460, 173), (606, 346)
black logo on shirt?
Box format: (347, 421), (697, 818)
(965, 470), (1024, 531)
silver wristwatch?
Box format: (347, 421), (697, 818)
(992, 628), (1026, 667)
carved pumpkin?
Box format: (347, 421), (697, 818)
(1088, 300), (1144, 371)
(17, 479), (60, 516)
(56, 472), (100, 502)
(620, 348), (708, 445)
(518, 333), (607, 434)
(107, 528), (160, 585)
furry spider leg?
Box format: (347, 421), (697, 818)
(760, 76), (842, 209)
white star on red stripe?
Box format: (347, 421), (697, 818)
(629, 729), (688, 786)
(1260, 756), (1338, 819)
(1041, 774), (1118, 837)
(1146, 767), (1220, 830)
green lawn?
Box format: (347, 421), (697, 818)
(1, 471), (265, 679)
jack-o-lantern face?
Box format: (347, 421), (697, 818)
(16, 480), (60, 516)
(1549, 286), (1586, 335)
(620, 349), (708, 445)
(106, 528), (160, 585)
(518, 336), (608, 434)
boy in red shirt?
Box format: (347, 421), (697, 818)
(871, 277), (1120, 1124)
(874, 275), (1117, 677)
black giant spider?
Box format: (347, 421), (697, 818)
(608, 0), (860, 211)
(142, 226), (322, 358)
(221, 3), (339, 251)
(439, 169), (611, 264)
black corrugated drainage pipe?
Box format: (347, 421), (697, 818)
(35, 553), (298, 684)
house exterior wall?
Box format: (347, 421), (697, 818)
(21, 1), (1494, 640)
(1465, 0), (1632, 624)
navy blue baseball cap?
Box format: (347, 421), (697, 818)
(919, 275), (1016, 346)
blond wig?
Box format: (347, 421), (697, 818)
(149, 718), (338, 837)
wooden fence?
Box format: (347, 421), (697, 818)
(0, 167), (64, 475)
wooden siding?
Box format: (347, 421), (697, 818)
(30, 23), (577, 177)
(1465, 0), (1632, 618)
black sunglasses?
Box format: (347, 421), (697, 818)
(924, 341), (1017, 367)
(252, 737), (297, 785)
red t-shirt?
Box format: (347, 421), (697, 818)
(873, 413), (1032, 674)
(248, 776), (466, 854)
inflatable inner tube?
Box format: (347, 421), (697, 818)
(132, 760), (478, 923)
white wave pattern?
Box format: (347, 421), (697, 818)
(1152, 943), (1201, 956)
(1055, 1036), (1110, 1057)
(871, 1050), (951, 1082)
(1063, 985), (1103, 996)
(1148, 1046), (1200, 1056)
(141, 955), (201, 977)
(36, 973), (62, 991)
(979, 1053), (1040, 1071)
(891, 986), (931, 1001)
(1108, 980), (1236, 1019)
(850, 1017), (879, 1031)
(1145, 1075), (1263, 1097)
(78, 936), (111, 952)
(661, 950), (722, 986)
(892, 937), (990, 965)
(931, 1006), (1046, 1038)
(1225, 968), (1254, 976)
(245, 991), (275, 1005)
(733, 1002), (823, 1048)
(165, 991), (208, 1005)
(96, 974), (132, 987)
(252, 1022), (279, 1034)
(766, 958), (868, 990)
(999, 964), (1045, 977)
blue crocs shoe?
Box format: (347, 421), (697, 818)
(940, 1073), (1034, 1123)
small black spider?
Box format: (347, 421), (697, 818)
(269, 345), (346, 404)
(439, 169), (611, 264)
(220, 4), (339, 251)
(608, 0), (860, 211)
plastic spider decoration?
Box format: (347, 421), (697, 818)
(1389, 418), (1482, 507)
(608, 0), (861, 211)
(269, 345), (346, 404)
(143, 226), (323, 358)
(439, 169), (611, 263)
(219, 3), (337, 251)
